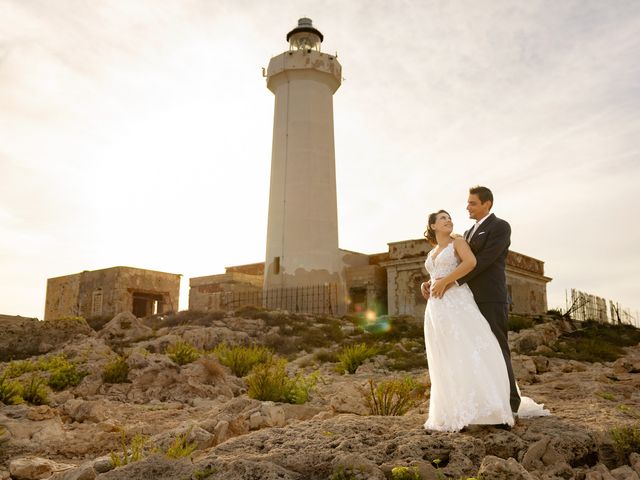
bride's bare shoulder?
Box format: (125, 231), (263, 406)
(452, 236), (471, 252)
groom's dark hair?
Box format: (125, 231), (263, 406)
(469, 186), (493, 208)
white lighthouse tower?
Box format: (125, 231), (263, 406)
(263, 18), (344, 292)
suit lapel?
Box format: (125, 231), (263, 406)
(467, 213), (496, 242)
(477, 213), (496, 235)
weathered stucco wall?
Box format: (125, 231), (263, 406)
(189, 272), (263, 312)
(382, 239), (551, 318)
(45, 267), (180, 320)
(45, 274), (82, 320)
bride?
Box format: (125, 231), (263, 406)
(422, 209), (548, 432)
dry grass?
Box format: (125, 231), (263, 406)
(197, 355), (226, 381)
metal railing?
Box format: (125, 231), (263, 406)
(207, 283), (343, 316)
(565, 288), (637, 326)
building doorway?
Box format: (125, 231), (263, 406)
(132, 292), (165, 318)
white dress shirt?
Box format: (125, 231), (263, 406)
(468, 213), (491, 240)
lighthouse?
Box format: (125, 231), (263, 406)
(263, 18), (344, 292)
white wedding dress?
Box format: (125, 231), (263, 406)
(423, 242), (549, 432)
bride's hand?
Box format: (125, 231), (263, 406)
(431, 278), (451, 298)
(420, 281), (431, 301)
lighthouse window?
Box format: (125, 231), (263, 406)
(274, 257), (280, 275)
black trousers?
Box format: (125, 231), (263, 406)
(477, 302), (521, 413)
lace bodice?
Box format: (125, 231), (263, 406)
(425, 242), (458, 279)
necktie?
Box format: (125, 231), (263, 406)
(468, 223), (479, 241)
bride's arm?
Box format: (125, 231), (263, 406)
(431, 238), (477, 297)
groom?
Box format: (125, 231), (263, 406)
(422, 186), (521, 415)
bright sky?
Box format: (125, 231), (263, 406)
(1, 1), (639, 320)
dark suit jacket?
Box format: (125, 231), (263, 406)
(458, 213), (510, 303)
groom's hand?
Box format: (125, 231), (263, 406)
(420, 281), (431, 301)
(431, 278), (453, 298)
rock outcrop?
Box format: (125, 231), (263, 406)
(1, 312), (639, 480)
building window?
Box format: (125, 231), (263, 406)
(274, 257), (280, 275)
(507, 285), (514, 312)
(91, 289), (103, 317)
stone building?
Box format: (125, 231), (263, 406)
(189, 263), (264, 313)
(380, 239), (551, 318)
(188, 239), (551, 318)
(45, 266), (181, 320)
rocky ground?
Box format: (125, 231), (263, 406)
(1, 310), (639, 480)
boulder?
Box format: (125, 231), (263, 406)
(9, 457), (75, 480)
(0, 317), (93, 361)
(512, 355), (538, 384)
(631, 452), (640, 476)
(332, 453), (385, 480)
(610, 465), (640, 480)
(329, 382), (368, 415)
(49, 464), (97, 480)
(477, 455), (536, 480)
(98, 312), (154, 346)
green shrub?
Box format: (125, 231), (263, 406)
(360, 315), (423, 341)
(331, 466), (360, 480)
(337, 343), (379, 374)
(48, 362), (87, 391)
(3, 359), (37, 378)
(320, 320), (345, 343)
(166, 341), (200, 365)
(246, 358), (319, 404)
(391, 466), (421, 480)
(596, 392), (616, 401)
(36, 354), (71, 372)
(165, 427), (198, 459)
(549, 321), (640, 363)
(386, 344), (427, 371)
(192, 467), (216, 479)
(366, 377), (420, 416)
(314, 349), (339, 363)
(551, 338), (624, 363)
(0, 374), (23, 405)
(508, 315), (534, 332)
(299, 327), (334, 348)
(21, 375), (49, 405)
(234, 305), (268, 319)
(213, 344), (272, 377)
(109, 430), (147, 467)
(611, 424), (640, 461)
(102, 356), (130, 384)
(617, 405), (640, 419)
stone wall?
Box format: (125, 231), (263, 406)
(45, 267), (180, 320)
(506, 269), (549, 315)
(45, 273), (82, 320)
(388, 239), (430, 260)
(381, 239), (551, 318)
(344, 264), (387, 314)
(189, 272), (263, 312)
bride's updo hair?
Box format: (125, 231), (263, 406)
(424, 209), (451, 246)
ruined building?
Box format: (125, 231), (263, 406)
(45, 267), (180, 320)
(189, 240), (550, 317)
